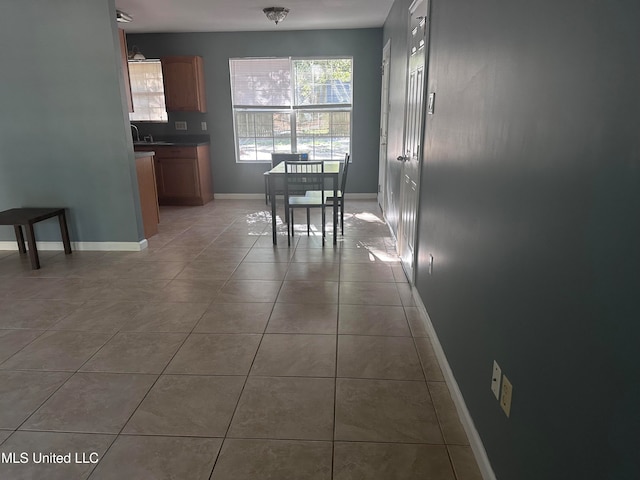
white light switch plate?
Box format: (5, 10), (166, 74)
(491, 360), (501, 400)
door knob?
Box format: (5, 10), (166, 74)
(396, 155), (407, 162)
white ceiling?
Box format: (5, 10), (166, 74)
(115, 0), (395, 33)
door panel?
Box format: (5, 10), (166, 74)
(397, 0), (430, 284)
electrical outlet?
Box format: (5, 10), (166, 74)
(490, 360), (502, 400)
(500, 374), (513, 417)
(200, 121), (207, 131)
(175, 121), (187, 130)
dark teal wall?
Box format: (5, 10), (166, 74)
(383, 0), (640, 478)
(0, 0), (142, 243)
(127, 29), (382, 194)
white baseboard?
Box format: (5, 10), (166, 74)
(214, 194), (265, 200)
(0, 240), (148, 252)
(411, 286), (497, 480)
(213, 193), (377, 200)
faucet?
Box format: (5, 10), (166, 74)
(131, 124), (140, 142)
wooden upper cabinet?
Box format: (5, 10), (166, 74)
(161, 56), (207, 112)
(118, 29), (133, 113)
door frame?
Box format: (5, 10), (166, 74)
(378, 39), (392, 214)
(397, 0), (431, 284)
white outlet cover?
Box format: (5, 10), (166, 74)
(491, 360), (501, 400)
(500, 374), (513, 417)
(201, 121), (207, 131)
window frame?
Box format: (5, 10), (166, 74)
(230, 56), (353, 163)
(128, 59), (168, 123)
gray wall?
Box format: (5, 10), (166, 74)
(386, 0), (640, 478)
(127, 29), (383, 194)
(0, 0), (142, 243)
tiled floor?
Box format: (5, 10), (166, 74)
(0, 199), (482, 479)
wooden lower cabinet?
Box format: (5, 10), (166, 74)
(134, 145), (213, 206)
(135, 153), (160, 238)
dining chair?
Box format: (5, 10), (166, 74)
(265, 152), (309, 205)
(284, 161), (326, 246)
(306, 153), (350, 234)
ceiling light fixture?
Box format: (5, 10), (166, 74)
(263, 7), (290, 25)
(116, 9), (133, 23)
(128, 46), (146, 61)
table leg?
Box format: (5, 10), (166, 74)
(25, 223), (40, 270)
(333, 175), (338, 245)
(14, 225), (26, 254)
(269, 175), (277, 245)
(58, 210), (72, 254)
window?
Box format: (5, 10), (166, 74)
(230, 57), (352, 162)
(128, 60), (168, 122)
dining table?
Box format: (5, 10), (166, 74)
(265, 160), (341, 245)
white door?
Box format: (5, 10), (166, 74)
(378, 40), (391, 212)
(397, 0), (430, 283)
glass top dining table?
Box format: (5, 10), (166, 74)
(264, 161), (341, 245)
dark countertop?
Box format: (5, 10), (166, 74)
(132, 134), (210, 147)
(134, 141), (210, 147)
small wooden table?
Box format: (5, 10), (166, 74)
(0, 207), (72, 269)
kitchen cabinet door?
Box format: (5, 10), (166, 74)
(156, 157), (200, 202)
(161, 56), (207, 112)
(118, 29), (133, 112)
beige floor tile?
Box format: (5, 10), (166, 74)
(26, 278), (110, 301)
(123, 375), (244, 437)
(448, 445), (484, 480)
(80, 332), (187, 374)
(277, 281), (339, 304)
(397, 283), (417, 306)
(228, 376), (334, 440)
(196, 247), (251, 263)
(340, 263), (396, 282)
(0, 299), (81, 329)
(243, 248), (295, 263)
(211, 235), (259, 249)
(414, 337), (445, 381)
(340, 247), (400, 264)
(337, 335), (423, 380)
(123, 302), (209, 332)
(335, 378), (443, 443)
(429, 381), (469, 445)
(267, 303), (338, 334)
(338, 304), (411, 336)
(21, 372), (156, 433)
(98, 278), (171, 302)
(49, 300), (145, 333)
(291, 249), (341, 264)
(0, 330), (44, 364)
(194, 303), (272, 333)
(251, 334), (336, 377)
(0, 371), (71, 429)
(339, 282), (402, 306)
(165, 333), (261, 375)
(285, 263), (340, 282)
(160, 278), (225, 303)
(405, 306), (429, 337)
(176, 260), (240, 280)
(0, 431), (114, 480)
(231, 262), (289, 281)
(212, 439), (332, 480)
(333, 442), (455, 480)
(214, 280), (282, 303)
(0, 331), (113, 371)
(0, 430), (10, 444)
(89, 435), (221, 480)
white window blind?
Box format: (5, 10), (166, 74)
(128, 60), (168, 122)
(229, 57), (352, 162)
